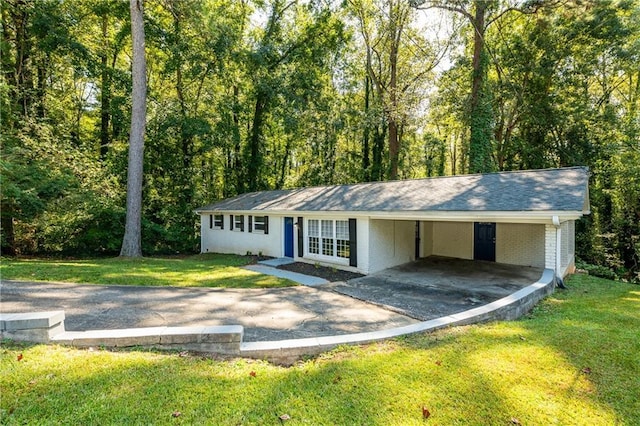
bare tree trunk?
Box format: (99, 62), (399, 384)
(387, 1), (401, 180)
(362, 72), (371, 181)
(120, 0), (146, 257)
(100, 12), (111, 159)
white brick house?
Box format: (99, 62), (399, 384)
(196, 167), (590, 278)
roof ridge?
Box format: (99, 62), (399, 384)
(278, 166), (588, 192)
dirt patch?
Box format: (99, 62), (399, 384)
(277, 262), (364, 282)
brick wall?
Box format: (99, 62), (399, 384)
(545, 224), (557, 270)
(496, 223), (545, 268)
(431, 221), (473, 259)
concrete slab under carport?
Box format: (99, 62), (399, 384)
(326, 256), (544, 321)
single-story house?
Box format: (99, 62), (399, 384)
(196, 167), (590, 278)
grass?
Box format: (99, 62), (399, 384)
(1, 274), (638, 425)
(0, 254), (295, 288)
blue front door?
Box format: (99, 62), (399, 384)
(284, 217), (294, 258)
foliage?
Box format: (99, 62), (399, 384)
(1, 274), (638, 424)
(0, 0), (638, 278)
(0, 254), (295, 288)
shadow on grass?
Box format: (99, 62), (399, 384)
(2, 275), (637, 424)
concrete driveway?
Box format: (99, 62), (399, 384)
(1, 256), (544, 342)
(0, 281), (418, 342)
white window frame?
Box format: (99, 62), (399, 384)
(305, 218), (350, 265)
(213, 214), (224, 229)
(234, 215), (244, 231)
(253, 216), (266, 233)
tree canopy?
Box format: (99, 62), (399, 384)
(1, 0), (638, 281)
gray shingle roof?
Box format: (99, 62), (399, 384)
(196, 167), (589, 213)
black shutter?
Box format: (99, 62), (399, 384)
(248, 216), (253, 233)
(209, 214), (213, 229)
(264, 216), (269, 234)
(230, 214), (234, 231)
(349, 218), (357, 267)
(239, 215), (244, 232)
(297, 217), (304, 257)
(220, 215), (224, 230)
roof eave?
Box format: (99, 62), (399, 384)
(195, 209), (587, 224)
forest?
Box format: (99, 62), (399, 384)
(1, 0), (638, 282)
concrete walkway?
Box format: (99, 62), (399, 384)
(243, 263), (328, 286)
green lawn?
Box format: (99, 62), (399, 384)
(0, 254), (295, 288)
(1, 274), (638, 425)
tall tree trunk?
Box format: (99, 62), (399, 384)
(387, 1), (401, 180)
(0, 205), (16, 256)
(36, 58), (46, 118)
(13, 1), (32, 118)
(371, 122), (386, 181)
(247, 91), (267, 192)
(120, 0), (146, 257)
(277, 139), (291, 189)
(387, 116), (399, 179)
(232, 85), (244, 195)
(362, 72), (371, 181)
(468, 0), (493, 173)
(100, 12), (111, 159)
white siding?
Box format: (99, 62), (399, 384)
(561, 221), (569, 267)
(496, 223), (545, 268)
(357, 217), (370, 274)
(368, 220), (415, 274)
(431, 221), (473, 259)
(421, 221), (433, 257)
(561, 220), (576, 274)
(544, 221), (576, 277)
(200, 213), (283, 257)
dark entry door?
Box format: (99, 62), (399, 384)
(474, 222), (496, 261)
(284, 217), (294, 258)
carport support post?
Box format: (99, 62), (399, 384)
(552, 215), (562, 282)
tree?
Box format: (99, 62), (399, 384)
(411, 0), (545, 173)
(241, 0), (344, 191)
(350, 0), (442, 180)
(120, 0), (146, 257)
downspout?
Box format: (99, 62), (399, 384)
(552, 215), (566, 289)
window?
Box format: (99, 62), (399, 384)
(254, 216), (266, 232)
(321, 220), (334, 256)
(336, 220), (350, 259)
(308, 220), (320, 254)
(213, 214), (223, 229)
(307, 219), (350, 260)
(233, 215), (244, 231)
